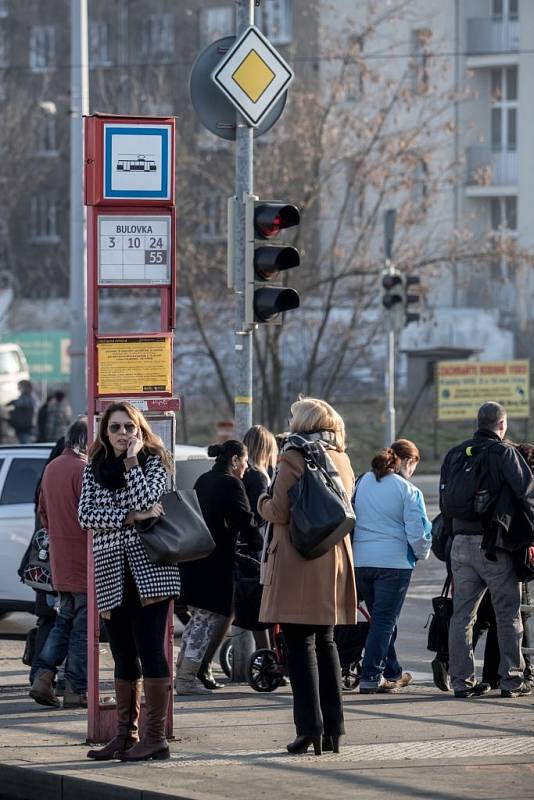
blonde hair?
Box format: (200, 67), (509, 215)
(243, 425), (278, 470)
(89, 401), (174, 473)
(289, 396), (346, 452)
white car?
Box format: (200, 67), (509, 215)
(0, 443), (212, 618)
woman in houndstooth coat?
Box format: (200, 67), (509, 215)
(79, 401), (179, 764)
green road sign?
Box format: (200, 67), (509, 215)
(0, 331), (71, 383)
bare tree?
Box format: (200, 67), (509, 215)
(173, 1), (507, 430)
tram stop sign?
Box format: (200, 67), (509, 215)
(211, 25), (294, 128)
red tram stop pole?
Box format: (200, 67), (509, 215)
(84, 113), (178, 743)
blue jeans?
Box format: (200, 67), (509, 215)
(356, 567), (412, 688)
(32, 591), (87, 693)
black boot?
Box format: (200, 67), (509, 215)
(322, 734), (342, 753)
(286, 735), (322, 755)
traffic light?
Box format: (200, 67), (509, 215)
(381, 271), (421, 327)
(245, 194), (300, 325)
(404, 275), (421, 324)
(381, 269), (403, 311)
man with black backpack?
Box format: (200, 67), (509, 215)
(440, 401), (534, 699)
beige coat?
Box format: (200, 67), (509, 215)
(258, 448), (357, 626)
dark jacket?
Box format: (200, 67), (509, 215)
(178, 462), (263, 617)
(242, 466), (269, 527)
(440, 429), (534, 536)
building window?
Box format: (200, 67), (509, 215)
(256, 0), (293, 45)
(35, 111), (57, 156)
(140, 14), (174, 62)
(30, 194), (59, 242)
(0, 2), (8, 18)
(410, 28), (432, 93)
(490, 67), (517, 151)
(492, 0), (519, 22)
(490, 196), (517, 231)
(197, 195), (226, 240)
(29, 26), (55, 72)
(90, 20), (112, 67)
(199, 6), (234, 48)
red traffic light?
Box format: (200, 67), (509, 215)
(382, 274), (402, 290)
(255, 203), (300, 239)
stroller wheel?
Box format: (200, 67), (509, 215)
(219, 639), (233, 678)
(248, 648), (284, 692)
(342, 662), (360, 691)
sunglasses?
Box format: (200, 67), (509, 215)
(108, 422), (137, 434)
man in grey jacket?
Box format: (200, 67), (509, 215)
(441, 401), (534, 699)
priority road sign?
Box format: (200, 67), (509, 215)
(211, 25), (294, 127)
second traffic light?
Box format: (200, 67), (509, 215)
(381, 270), (421, 327)
(381, 270), (404, 311)
(245, 195), (300, 325)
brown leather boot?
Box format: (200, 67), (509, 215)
(29, 669), (60, 708)
(87, 679), (142, 760)
(119, 677), (170, 761)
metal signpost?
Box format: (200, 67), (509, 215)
(190, 0), (295, 679)
(84, 113), (178, 743)
(383, 210), (397, 447)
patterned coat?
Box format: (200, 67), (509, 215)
(78, 455), (180, 614)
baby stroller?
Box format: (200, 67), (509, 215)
(334, 605), (370, 690)
(246, 604), (371, 693)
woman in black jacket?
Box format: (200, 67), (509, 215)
(175, 440), (263, 695)
(242, 425), (278, 527)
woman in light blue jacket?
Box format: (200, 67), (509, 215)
(353, 438), (431, 694)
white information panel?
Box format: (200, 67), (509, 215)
(98, 215), (172, 285)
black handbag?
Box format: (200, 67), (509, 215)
(430, 513), (452, 563)
(135, 490), (215, 566)
(18, 527), (54, 592)
(286, 437), (355, 561)
(233, 551), (270, 631)
(426, 575), (453, 654)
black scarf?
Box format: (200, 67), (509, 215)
(92, 448), (149, 490)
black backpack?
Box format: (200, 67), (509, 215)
(440, 440), (498, 522)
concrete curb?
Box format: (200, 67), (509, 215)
(0, 762), (195, 800)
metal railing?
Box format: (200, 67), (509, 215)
(466, 146), (518, 187)
(466, 18), (519, 55)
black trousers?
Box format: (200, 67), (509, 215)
(104, 567), (171, 681)
(281, 623), (344, 737)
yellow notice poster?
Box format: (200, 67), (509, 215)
(437, 360), (530, 421)
(97, 336), (172, 395)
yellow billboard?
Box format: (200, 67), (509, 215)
(97, 336), (172, 396)
(436, 360), (530, 421)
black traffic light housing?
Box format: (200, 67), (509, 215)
(381, 271), (403, 310)
(404, 274), (421, 324)
(245, 195), (300, 325)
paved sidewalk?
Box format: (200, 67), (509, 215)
(1, 637), (533, 800)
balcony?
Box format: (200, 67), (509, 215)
(466, 147), (518, 192)
(466, 18), (519, 56)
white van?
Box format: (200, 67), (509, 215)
(0, 344), (30, 407)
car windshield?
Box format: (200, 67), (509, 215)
(1, 458), (44, 505)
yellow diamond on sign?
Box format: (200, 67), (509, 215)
(232, 49), (276, 103)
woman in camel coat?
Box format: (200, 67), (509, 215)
(258, 397), (356, 757)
